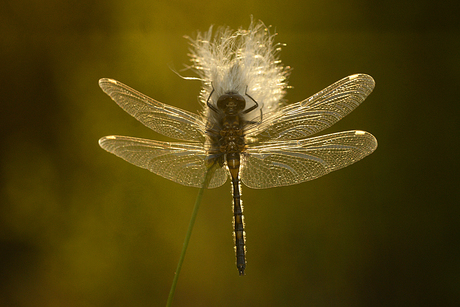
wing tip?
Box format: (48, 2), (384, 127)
(354, 130), (378, 152)
(98, 135), (117, 148)
(349, 73), (375, 90)
(98, 78), (118, 90)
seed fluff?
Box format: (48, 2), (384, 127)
(185, 20), (290, 123)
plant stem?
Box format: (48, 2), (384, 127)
(166, 165), (215, 307)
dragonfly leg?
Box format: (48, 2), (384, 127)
(206, 86), (219, 113)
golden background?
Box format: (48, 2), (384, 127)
(1, 0), (459, 306)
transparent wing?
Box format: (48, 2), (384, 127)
(241, 130), (377, 189)
(99, 135), (228, 188)
(246, 74), (375, 141)
(99, 78), (206, 142)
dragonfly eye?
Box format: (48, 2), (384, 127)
(216, 93), (246, 114)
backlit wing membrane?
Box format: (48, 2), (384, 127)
(246, 74), (375, 142)
(99, 136), (228, 188)
(241, 130), (377, 189)
(99, 79), (206, 142)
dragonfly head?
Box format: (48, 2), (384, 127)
(216, 93), (246, 115)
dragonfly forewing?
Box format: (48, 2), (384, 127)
(99, 78), (206, 142)
(246, 74), (375, 142)
(99, 135), (228, 188)
(241, 130), (377, 189)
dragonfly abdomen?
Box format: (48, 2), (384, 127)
(226, 140), (247, 275)
(231, 176), (246, 275)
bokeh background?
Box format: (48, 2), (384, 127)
(1, 0), (459, 306)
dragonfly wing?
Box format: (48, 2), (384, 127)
(99, 78), (205, 142)
(246, 74), (375, 141)
(241, 130), (377, 189)
(99, 135), (228, 188)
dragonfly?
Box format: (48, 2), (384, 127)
(98, 73), (377, 275)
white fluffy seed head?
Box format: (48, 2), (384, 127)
(186, 20), (290, 120)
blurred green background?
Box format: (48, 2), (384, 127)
(1, 0), (459, 306)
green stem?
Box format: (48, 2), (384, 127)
(166, 165), (215, 307)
